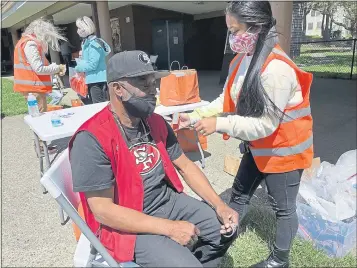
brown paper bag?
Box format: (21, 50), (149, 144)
(159, 68), (201, 106)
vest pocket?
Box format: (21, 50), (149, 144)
(100, 226), (114, 251)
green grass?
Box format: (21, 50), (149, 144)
(1, 78), (28, 117)
(221, 201), (357, 267)
(294, 44), (356, 79)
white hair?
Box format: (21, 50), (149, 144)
(76, 16), (96, 38)
(23, 18), (67, 52)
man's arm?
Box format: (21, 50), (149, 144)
(172, 153), (238, 232)
(164, 120), (238, 230)
(165, 120), (227, 210)
(172, 154), (225, 210)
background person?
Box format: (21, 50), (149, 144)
(75, 16), (111, 104)
(13, 18), (67, 113)
(180, 1), (313, 267)
(13, 18), (67, 154)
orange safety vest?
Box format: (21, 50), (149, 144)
(223, 45), (314, 173)
(13, 35), (52, 93)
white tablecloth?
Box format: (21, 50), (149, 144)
(24, 101), (209, 141)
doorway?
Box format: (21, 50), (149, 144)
(152, 20), (184, 70)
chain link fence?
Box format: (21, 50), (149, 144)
(291, 39), (357, 80)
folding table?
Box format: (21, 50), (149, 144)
(24, 101), (210, 196)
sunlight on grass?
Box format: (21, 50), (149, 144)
(1, 78), (28, 117)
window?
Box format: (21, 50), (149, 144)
(311, 10), (316, 17)
(317, 21), (322, 29)
(316, 11), (320, 16)
(308, 22), (314, 30)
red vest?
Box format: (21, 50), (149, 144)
(69, 106), (184, 262)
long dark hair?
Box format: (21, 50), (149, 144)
(226, 1), (283, 119)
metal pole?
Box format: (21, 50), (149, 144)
(166, 20), (171, 70)
(350, 39), (356, 80)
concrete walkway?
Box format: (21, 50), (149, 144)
(1, 74), (356, 266)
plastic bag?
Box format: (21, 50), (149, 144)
(70, 72), (88, 98)
(298, 150), (356, 222)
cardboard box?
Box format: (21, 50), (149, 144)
(224, 155), (241, 176)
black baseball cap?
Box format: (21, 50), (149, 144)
(107, 50), (170, 83)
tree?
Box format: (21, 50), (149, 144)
(314, 2), (357, 39)
(299, 1), (314, 36)
(330, 2), (357, 38)
(312, 2), (336, 40)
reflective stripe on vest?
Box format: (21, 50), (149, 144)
(228, 54), (244, 76)
(250, 135), (313, 157)
(282, 106), (311, 123)
(14, 79), (52, 86)
(13, 63), (32, 70)
(223, 54), (245, 98)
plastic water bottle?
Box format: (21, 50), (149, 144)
(27, 93), (40, 117)
(51, 112), (62, 127)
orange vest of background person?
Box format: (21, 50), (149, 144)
(222, 45), (313, 173)
(13, 35), (53, 93)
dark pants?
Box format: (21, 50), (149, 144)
(83, 82), (108, 104)
(229, 152), (302, 251)
(62, 54), (72, 75)
(134, 191), (235, 267)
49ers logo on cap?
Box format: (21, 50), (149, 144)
(130, 142), (161, 175)
(138, 52), (151, 65)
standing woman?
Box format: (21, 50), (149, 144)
(13, 18), (67, 113)
(180, 1), (313, 267)
(75, 16), (111, 104)
(13, 18), (67, 153)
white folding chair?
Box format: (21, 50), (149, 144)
(40, 149), (140, 267)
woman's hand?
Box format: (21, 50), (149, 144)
(179, 113), (192, 128)
(58, 64), (66, 76)
(194, 117), (217, 136)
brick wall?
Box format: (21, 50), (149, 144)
(290, 1), (304, 58)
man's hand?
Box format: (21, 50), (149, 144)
(194, 117), (217, 136)
(168, 220), (200, 247)
(216, 204), (239, 235)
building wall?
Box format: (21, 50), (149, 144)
(109, 5), (136, 51)
(131, 4), (192, 55)
(305, 10), (324, 36)
(185, 16), (226, 70)
(291, 1), (303, 58)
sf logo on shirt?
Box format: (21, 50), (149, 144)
(130, 142), (161, 175)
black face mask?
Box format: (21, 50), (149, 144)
(122, 94), (157, 118)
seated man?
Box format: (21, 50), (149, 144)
(69, 51), (238, 267)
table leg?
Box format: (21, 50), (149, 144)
(42, 141), (52, 171)
(33, 133), (47, 194)
(193, 130), (205, 169)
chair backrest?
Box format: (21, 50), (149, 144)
(150, 55), (158, 64)
(40, 148), (122, 267)
(41, 149), (80, 209)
